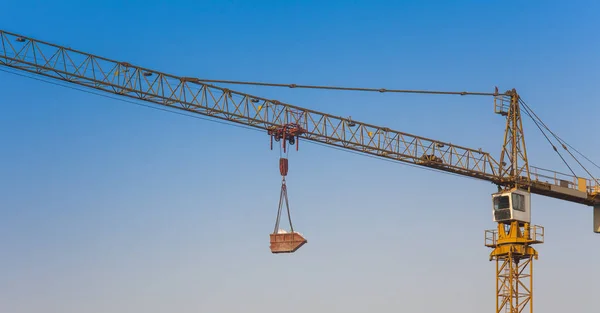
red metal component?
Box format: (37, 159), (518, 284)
(268, 124), (306, 254)
(269, 232), (307, 253)
(279, 158), (289, 176)
(268, 123), (306, 152)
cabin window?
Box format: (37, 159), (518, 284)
(512, 193), (526, 212)
(494, 196), (510, 210)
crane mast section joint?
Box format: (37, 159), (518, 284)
(1, 30), (599, 206)
(485, 221), (543, 260)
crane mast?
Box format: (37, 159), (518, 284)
(1, 29), (599, 313)
(490, 90), (540, 313)
(497, 89), (530, 186)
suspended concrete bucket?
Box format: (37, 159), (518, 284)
(269, 157), (307, 254)
(270, 229), (307, 254)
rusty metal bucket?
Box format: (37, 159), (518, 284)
(269, 231), (307, 253)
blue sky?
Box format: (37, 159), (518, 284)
(1, 1), (599, 312)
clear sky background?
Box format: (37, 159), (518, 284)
(1, 1), (599, 313)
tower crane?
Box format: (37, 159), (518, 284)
(1, 29), (598, 313)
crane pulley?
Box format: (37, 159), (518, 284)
(268, 123), (306, 153)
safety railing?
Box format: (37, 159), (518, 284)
(531, 225), (544, 243)
(484, 224), (544, 247)
(484, 229), (498, 248)
(529, 166), (600, 195)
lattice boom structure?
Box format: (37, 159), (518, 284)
(0, 29), (598, 206)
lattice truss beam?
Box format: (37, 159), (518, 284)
(497, 90), (531, 185)
(496, 256), (534, 313)
(1, 30), (598, 205)
(0, 31), (500, 178)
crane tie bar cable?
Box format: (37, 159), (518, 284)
(194, 78), (504, 96)
(520, 98), (600, 186)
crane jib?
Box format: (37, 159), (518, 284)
(0, 29), (598, 207)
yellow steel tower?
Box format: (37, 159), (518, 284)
(485, 90), (544, 313)
(486, 218), (544, 313)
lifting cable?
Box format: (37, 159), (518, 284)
(520, 98), (599, 185)
(273, 172), (294, 234)
(272, 130), (296, 234)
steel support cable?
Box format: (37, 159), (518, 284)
(555, 139), (600, 171)
(520, 98), (600, 185)
(274, 179), (284, 233)
(551, 137), (600, 171)
(520, 97), (600, 173)
(273, 178), (294, 233)
(520, 103), (578, 178)
(0, 30), (501, 97)
(279, 139), (290, 159)
(194, 78), (504, 96)
(284, 182), (294, 233)
(0, 49), (503, 106)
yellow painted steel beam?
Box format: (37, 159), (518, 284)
(486, 221), (541, 313)
(0, 29), (599, 208)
